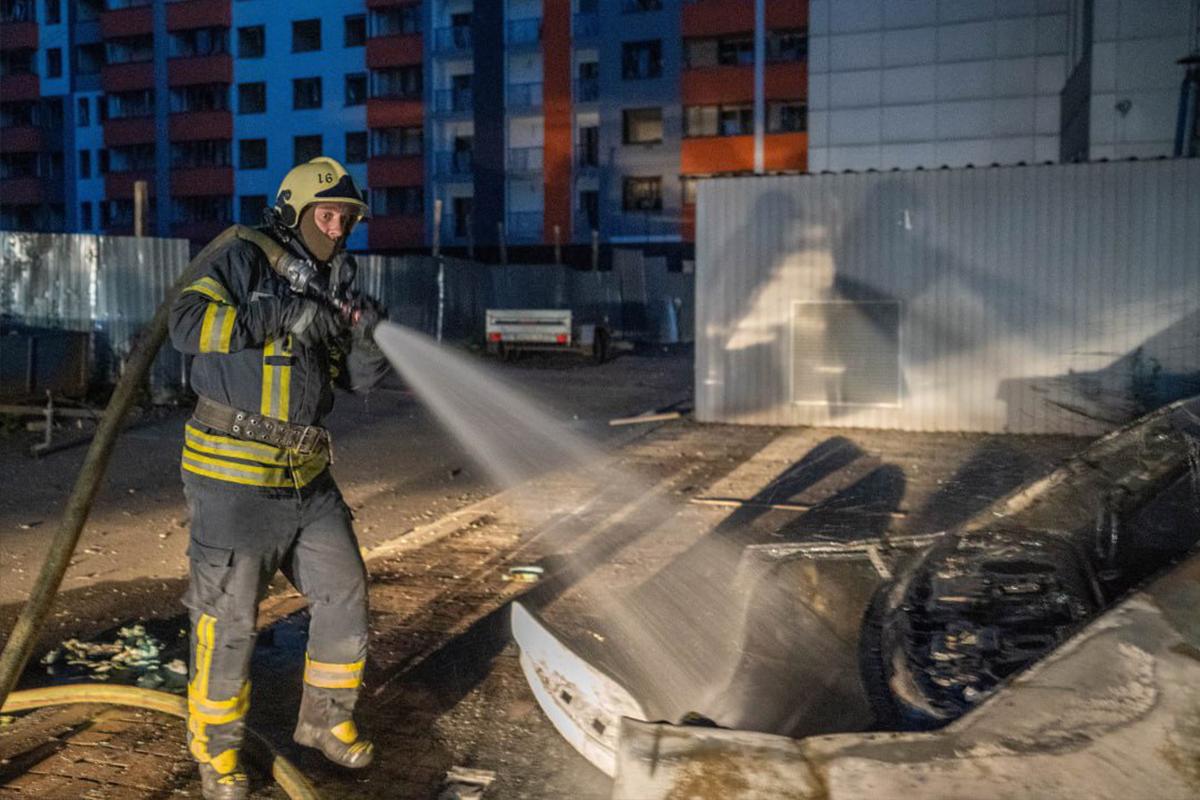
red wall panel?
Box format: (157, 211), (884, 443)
(0, 126), (43, 153)
(542, 0), (571, 244)
(167, 55), (232, 86)
(166, 0), (230, 30)
(681, 135), (756, 174)
(367, 215), (424, 249)
(367, 156), (423, 187)
(763, 132), (807, 171)
(682, 64), (753, 104)
(171, 166), (233, 196)
(366, 99), (423, 128)
(105, 170), (156, 199)
(0, 74), (40, 102)
(101, 5), (152, 37)
(0, 22), (37, 50)
(102, 61), (154, 93)
(2, 177), (46, 205)
(103, 116), (156, 147)
(168, 110), (232, 141)
(365, 34), (422, 69)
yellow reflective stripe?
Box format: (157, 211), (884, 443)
(182, 446), (328, 489)
(199, 304), (237, 354)
(189, 683), (249, 724)
(189, 614), (216, 762)
(184, 277), (232, 304)
(185, 424), (290, 465)
(261, 338), (292, 421)
(304, 655), (365, 689)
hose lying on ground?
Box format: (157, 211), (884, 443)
(1, 684), (320, 800)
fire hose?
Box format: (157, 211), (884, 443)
(1, 684), (320, 799)
(0, 224), (355, 796)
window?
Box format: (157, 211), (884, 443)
(79, 149), (90, 178)
(108, 143), (154, 172)
(239, 138), (266, 169)
(623, 176), (661, 211)
(105, 34), (154, 65)
(292, 18), (320, 52)
(77, 97), (89, 127)
(80, 201), (92, 230)
(239, 194), (267, 225)
(238, 82), (266, 114)
(684, 103), (753, 137)
(98, 149), (109, 174)
(578, 125), (599, 167)
(344, 72), (366, 106)
(372, 186), (422, 217)
(172, 196), (232, 225)
(768, 28), (806, 63)
(370, 5), (421, 36)
(237, 25), (264, 58)
(75, 43), (103, 75)
(371, 65), (422, 99)
(684, 34), (755, 68)
(293, 77), (321, 110)
(621, 0), (661, 10)
(371, 126), (422, 157)
(579, 189), (598, 230)
(169, 28), (228, 58)
(108, 89), (154, 119)
(622, 40), (661, 80)
(47, 48), (62, 78)
(169, 84), (228, 113)
(622, 107), (662, 144)
(345, 131), (367, 164)
(294, 134), (322, 165)
(46, 0), (61, 23)
(767, 100), (806, 133)
(344, 14), (365, 47)
(170, 139), (232, 168)
(681, 175), (700, 205)
(452, 196), (473, 237)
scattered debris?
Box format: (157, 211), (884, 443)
(39, 625), (187, 692)
(438, 766), (496, 800)
(502, 566), (544, 583)
(608, 411), (681, 427)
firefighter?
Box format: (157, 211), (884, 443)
(169, 157), (388, 800)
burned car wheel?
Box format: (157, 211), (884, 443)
(859, 529), (1101, 730)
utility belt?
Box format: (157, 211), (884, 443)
(192, 395), (330, 457)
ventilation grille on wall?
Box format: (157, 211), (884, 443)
(791, 300), (901, 407)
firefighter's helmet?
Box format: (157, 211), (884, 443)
(273, 157), (369, 229)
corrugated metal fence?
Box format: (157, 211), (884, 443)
(2, 232), (692, 400)
(696, 159), (1200, 434)
(1, 232), (191, 399)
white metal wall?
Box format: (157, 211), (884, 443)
(695, 158), (1200, 434)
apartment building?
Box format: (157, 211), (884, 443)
(1, 0), (809, 260)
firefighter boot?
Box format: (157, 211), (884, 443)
(198, 751), (249, 800)
(293, 690), (374, 768)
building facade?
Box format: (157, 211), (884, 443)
(1, 0), (808, 258)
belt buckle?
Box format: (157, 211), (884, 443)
(295, 426), (322, 455)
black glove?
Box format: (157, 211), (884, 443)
(279, 297), (344, 347)
(347, 293), (387, 341)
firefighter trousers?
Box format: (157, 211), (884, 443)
(181, 476), (369, 768)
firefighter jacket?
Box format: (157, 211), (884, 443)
(169, 235), (389, 494)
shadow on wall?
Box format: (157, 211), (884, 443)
(998, 308), (1200, 432)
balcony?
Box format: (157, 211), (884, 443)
(435, 150), (473, 177)
(367, 215), (424, 249)
(367, 155), (423, 186)
(168, 54), (232, 86)
(0, 176), (46, 205)
(366, 33), (422, 70)
(0, 73), (39, 102)
(682, 63), (752, 104)
(433, 25), (471, 55)
(0, 126), (42, 153)
(505, 17), (541, 46)
(433, 88), (472, 115)
(105, 170), (155, 198)
(506, 82), (542, 110)
(575, 153), (600, 175)
(504, 211), (542, 242)
(574, 77), (598, 103)
(366, 97), (422, 128)
(169, 110), (232, 141)
(506, 146), (543, 174)
(166, 0), (229, 30)
(0, 21), (37, 49)
(171, 166), (233, 196)
(102, 60), (154, 93)
(101, 4), (152, 37)
(102, 116), (156, 146)
(573, 12), (598, 39)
